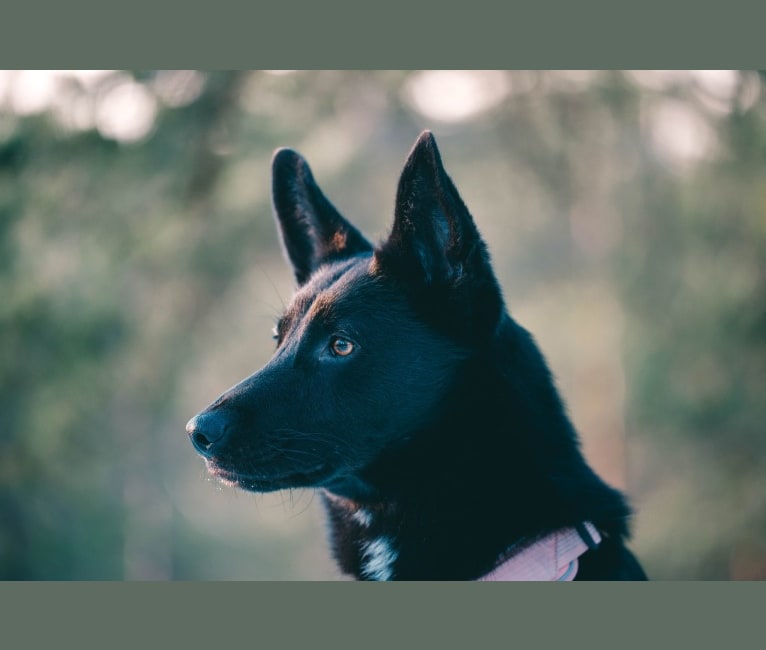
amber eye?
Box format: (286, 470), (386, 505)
(330, 336), (355, 357)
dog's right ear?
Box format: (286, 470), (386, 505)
(271, 149), (372, 285)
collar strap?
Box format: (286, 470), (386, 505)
(478, 522), (601, 581)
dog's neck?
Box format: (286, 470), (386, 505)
(321, 432), (614, 580)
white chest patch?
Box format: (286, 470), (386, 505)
(352, 508), (373, 527)
(360, 537), (397, 581)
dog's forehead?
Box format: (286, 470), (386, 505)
(286, 254), (377, 319)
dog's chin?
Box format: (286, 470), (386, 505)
(206, 460), (334, 493)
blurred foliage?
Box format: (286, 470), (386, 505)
(0, 70), (764, 580)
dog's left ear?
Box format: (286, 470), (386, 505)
(375, 131), (504, 334)
(272, 148), (372, 285)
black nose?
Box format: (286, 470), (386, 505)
(186, 411), (229, 457)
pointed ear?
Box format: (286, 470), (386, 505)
(375, 132), (504, 337)
(376, 131), (493, 285)
(271, 148), (372, 285)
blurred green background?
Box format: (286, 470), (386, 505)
(1, 70), (764, 580)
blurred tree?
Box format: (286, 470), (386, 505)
(617, 74), (766, 578)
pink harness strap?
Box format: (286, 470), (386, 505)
(478, 522), (601, 581)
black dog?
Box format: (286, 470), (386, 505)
(186, 131), (647, 580)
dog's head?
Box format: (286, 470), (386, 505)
(186, 132), (504, 498)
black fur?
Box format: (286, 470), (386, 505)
(186, 131), (648, 581)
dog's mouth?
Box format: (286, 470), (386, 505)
(206, 460), (334, 493)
